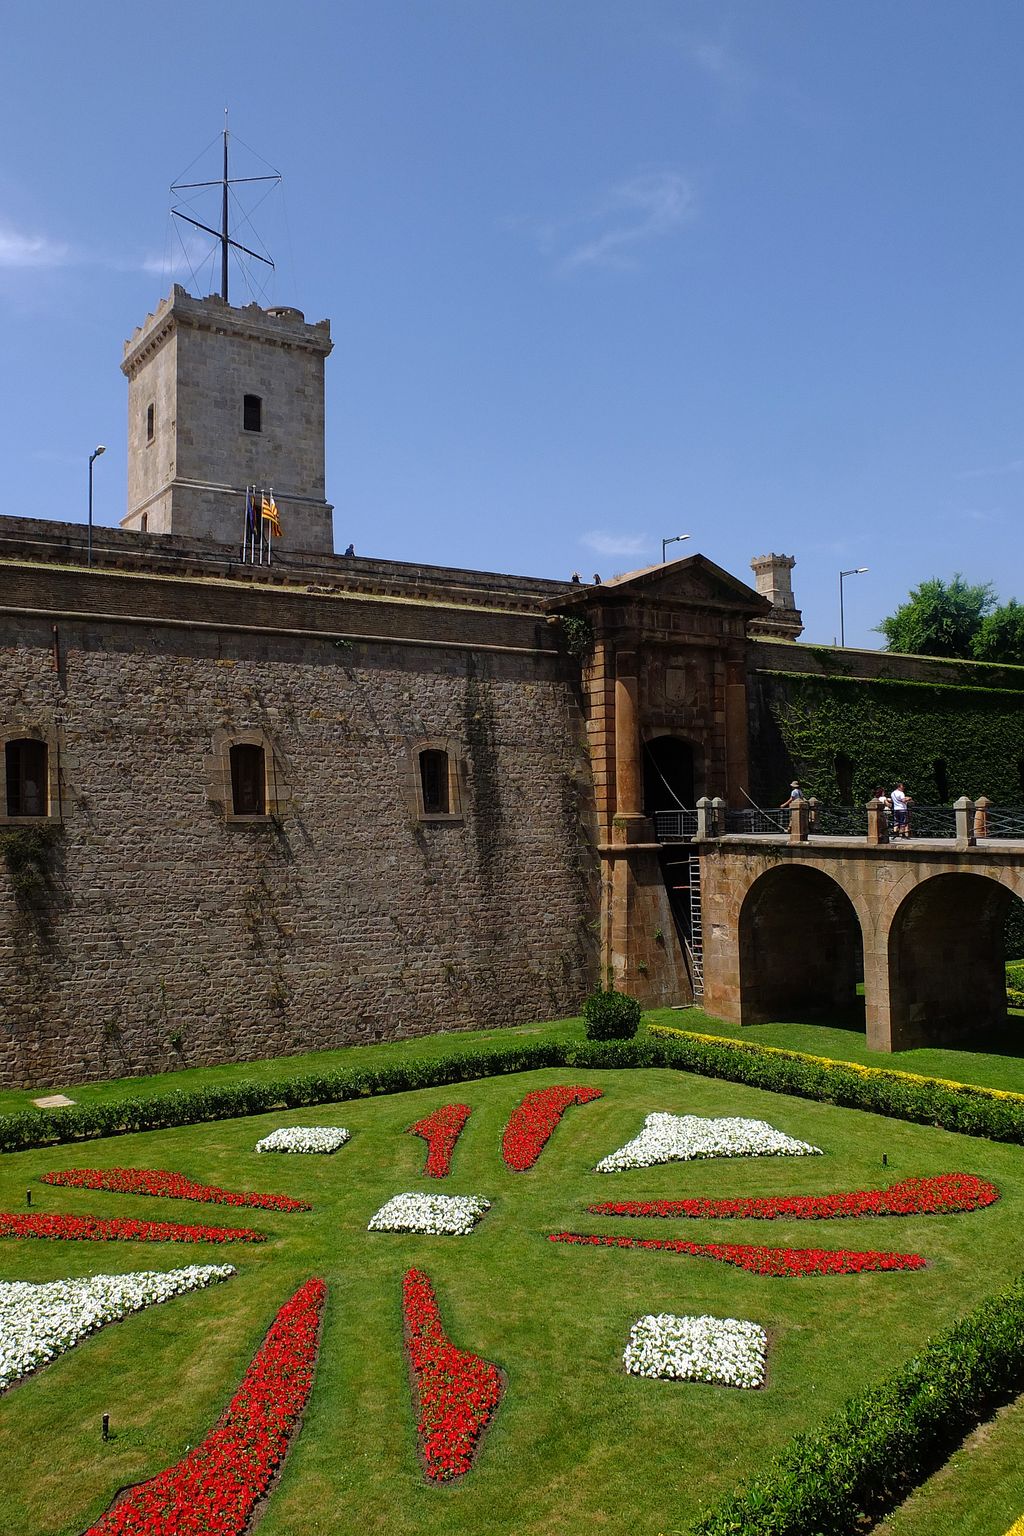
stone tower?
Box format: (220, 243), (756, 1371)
(748, 553), (803, 640)
(121, 285), (334, 553)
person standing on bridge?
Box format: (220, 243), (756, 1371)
(781, 780), (805, 808)
(891, 782), (911, 838)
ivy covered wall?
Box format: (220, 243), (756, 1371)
(748, 666), (1024, 957)
(749, 670), (1024, 808)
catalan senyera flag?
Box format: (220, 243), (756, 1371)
(261, 492), (282, 538)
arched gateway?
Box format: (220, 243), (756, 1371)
(738, 866), (863, 1023)
(887, 873), (1013, 1046)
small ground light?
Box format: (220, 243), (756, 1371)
(25, 1189), (31, 1206)
(882, 1153), (888, 1166)
(102, 1414), (110, 1442)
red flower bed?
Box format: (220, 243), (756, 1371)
(41, 1168), (310, 1212)
(83, 1276), (326, 1535)
(501, 1085), (603, 1172)
(587, 1173), (1000, 1222)
(403, 1267), (503, 1481)
(408, 1104), (472, 1178)
(547, 1231), (926, 1275)
(0, 1212), (265, 1244)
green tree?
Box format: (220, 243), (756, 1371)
(877, 575), (996, 658)
(973, 599), (1024, 665)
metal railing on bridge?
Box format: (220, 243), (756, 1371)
(653, 810), (698, 841)
(651, 799), (1024, 845)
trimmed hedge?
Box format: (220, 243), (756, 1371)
(6, 1028), (1024, 1153)
(693, 1274), (1024, 1536)
(582, 986), (642, 1041)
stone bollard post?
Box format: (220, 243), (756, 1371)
(866, 797), (889, 845)
(954, 795), (976, 848)
(695, 796), (711, 841)
(711, 796), (727, 837)
(789, 800), (809, 843)
(974, 796), (991, 840)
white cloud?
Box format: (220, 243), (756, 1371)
(955, 458), (1024, 481)
(557, 171), (696, 273)
(0, 222), (71, 270)
(686, 38), (752, 93)
(582, 530), (653, 557)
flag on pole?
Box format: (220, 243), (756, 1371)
(261, 492), (282, 538)
(245, 486), (258, 538)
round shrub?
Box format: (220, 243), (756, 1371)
(583, 986), (642, 1042)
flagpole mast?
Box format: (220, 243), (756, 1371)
(268, 487), (274, 566)
(221, 109), (229, 302)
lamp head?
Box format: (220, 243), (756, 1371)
(94, 445), (106, 457)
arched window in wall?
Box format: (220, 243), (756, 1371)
(834, 752), (854, 807)
(419, 749), (450, 815)
(5, 739), (48, 818)
(243, 394), (262, 433)
(230, 743), (266, 817)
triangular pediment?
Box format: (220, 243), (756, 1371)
(545, 554), (769, 616)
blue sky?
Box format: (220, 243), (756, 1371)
(2, 1), (1023, 648)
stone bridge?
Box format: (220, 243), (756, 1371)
(697, 809), (1024, 1052)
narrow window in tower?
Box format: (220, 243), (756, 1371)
(139, 513), (148, 533)
(146, 403), (155, 442)
(230, 743), (266, 816)
(419, 750), (450, 815)
(5, 739), (48, 818)
(243, 394), (263, 433)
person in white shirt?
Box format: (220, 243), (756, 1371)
(890, 782), (910, 838)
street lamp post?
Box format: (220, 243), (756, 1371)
(661, 533), (691, 562)
(87, 445), (106, 567)
(839, 566), (869, 648)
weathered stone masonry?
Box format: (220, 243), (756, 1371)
(0, 537), (597, 1086)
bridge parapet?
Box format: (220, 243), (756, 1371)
(655, 797), (1024, 847)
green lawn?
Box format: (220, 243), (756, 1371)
(876, 1394), (1024, 1536)
(648, 1005), (1024, 1096)
(0, 1018), (581, 1116)
(2, 1062), (1024, 1536)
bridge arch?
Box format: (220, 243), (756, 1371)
(886, 871), (1017, 1048)
(738, 865), (864, 1024)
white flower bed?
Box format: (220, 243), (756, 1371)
(255, 1126), (351, 1154)
(368, 1192), (490, 1236)
(623, 1312), (767, 1388)
(0, 1265), (235, 1392)
(595, 1113), (822, 1172)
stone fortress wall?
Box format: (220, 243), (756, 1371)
(0, 527), (596, 1087)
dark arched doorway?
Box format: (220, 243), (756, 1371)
(643, 736), (696, 815)
(738, 866), (864, 1024)
(888, 873), (1013, 1047)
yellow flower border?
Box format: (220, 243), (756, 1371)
(1004, 1519), (1024, 1536)
(646, 1025), (1024, 1106)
